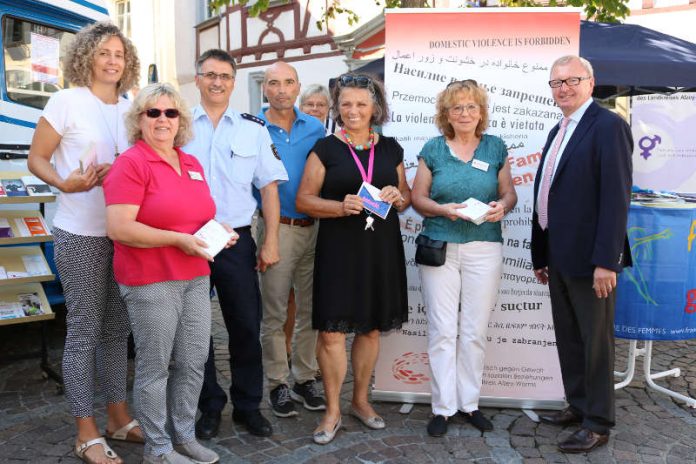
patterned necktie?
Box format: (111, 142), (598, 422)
(538, 117), (570, 230)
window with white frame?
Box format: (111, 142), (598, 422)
(115, 0), (131, 37)
(248, 71), (266, 115)
(198, 0), (215, 22)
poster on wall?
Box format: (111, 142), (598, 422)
(631, 93), (696, 193)
(375, 8), (581, 408)
(30, 32), (60, 85)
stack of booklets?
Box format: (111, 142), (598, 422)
(0, 292), (44, 320)
(0, 216), (49, 239)
(456, 197), (492, 225)
(0, 176), (53, 197)
(631, 187), (696, 208)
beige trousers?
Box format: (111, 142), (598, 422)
(258, 219), (319, 388)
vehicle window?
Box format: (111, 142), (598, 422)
(3, 16), (75, 109)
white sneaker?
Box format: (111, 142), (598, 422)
(174, 440), (219, 464)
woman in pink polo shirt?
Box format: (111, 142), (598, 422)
(103, 83), (233, 464)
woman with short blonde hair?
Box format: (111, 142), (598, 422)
(105, 82), (232, 464)
(412, 79), (517, 437)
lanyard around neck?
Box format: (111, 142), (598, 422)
(345, 142), (375, 184)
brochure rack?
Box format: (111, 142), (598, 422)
(0, 171), (61, 391)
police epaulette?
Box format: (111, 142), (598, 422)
(241, 113), (265, 126)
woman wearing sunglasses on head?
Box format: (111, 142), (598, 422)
(103, 83), (235, 464)
(411, 80), (517, 437)
(296, 73), (411, 445)
(28, 21), (142, 464)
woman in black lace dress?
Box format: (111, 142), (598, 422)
(296, 73), (410, 445)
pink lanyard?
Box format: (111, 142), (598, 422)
(346, 142), (375, 184)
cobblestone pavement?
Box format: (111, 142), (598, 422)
(1, 301), (696, 464)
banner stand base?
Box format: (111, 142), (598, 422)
(399, 403), (414, 414)
(614, 339), (696, 408)
(522, 409), (540, 422)
(371, 390), (566, 410)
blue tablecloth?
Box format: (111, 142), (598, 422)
(615, 204), (696, 340)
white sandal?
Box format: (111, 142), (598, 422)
(74, 437), (120, 463)
(105, 419), (144, 443)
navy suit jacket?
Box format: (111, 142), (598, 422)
(531, 101), (633, 277)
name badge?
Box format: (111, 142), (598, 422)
(471, 159), (489, 172)
(188, 170), (204, 181)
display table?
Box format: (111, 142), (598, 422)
(614, 203), (696, 406)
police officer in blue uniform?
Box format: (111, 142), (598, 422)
(184, 49), (288, 439)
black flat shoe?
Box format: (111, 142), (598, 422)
(463, 410), (493, 432)
(195, 411), (221, 440)
(232, 409), (273, 437)
(427, 415), (449, 437)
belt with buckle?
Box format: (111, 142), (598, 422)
(279, 216), (315, 227)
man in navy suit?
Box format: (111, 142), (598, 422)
(531, 55), (633, 453)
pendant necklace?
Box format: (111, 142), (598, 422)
(93, 93), (121, 158)
(342, 128), (376, 232)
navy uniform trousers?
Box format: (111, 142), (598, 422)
(199, 227), (263, 413)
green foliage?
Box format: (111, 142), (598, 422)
(208, 0), (629, 26)
(567, 0), (629, 22)
(499, 0), (628, 22)
(208, 0), (272, 17)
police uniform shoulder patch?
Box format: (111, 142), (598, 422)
(271, 144), (281, 160)
(241, 113), (265, 126)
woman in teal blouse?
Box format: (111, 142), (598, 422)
(411, 80), (517, 437)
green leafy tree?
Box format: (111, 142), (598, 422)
(208, 0), (629, 26)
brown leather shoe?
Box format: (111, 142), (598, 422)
(539, 407), (582, 426)
(558, 428), (609, 453)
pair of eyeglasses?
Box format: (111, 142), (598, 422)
(548, 76), (590, 88)
(448, 104), (480, 116)
(446, 79), (478, 88)
(197, 71), (235, 82)
(143, 108), (180, 119)
(338, 74), (373, 88)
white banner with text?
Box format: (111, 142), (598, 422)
(375, 8), (581, 408)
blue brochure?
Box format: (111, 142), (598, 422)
(357, 182), (392, 220)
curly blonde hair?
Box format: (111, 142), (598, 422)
(124, 83), (193, 147)
(64, 21), (139, 94)
(435, 80), (489, 139)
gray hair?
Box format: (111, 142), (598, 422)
(551, 55), (594, 78)
(300, 84), (330, 106)
(124, 83), (193, 147)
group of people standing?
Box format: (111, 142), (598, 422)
(26, 18), (633, 464)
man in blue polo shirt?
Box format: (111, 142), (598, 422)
(257, 61), (326, 418)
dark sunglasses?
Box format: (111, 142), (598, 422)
(144, 108), (180, 119)
(338, 74), (373, 88)
(446, 79), (478, 88)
